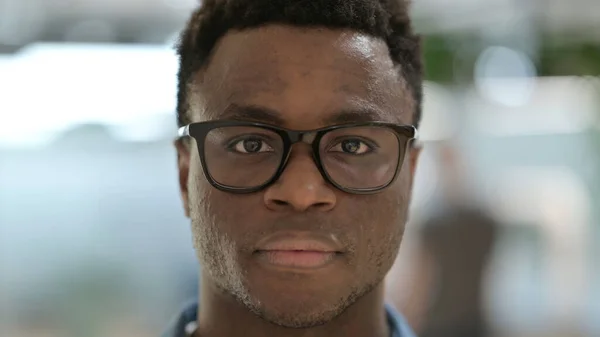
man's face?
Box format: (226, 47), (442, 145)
(176, 25), (420, 328)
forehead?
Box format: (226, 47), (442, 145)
(191, 25), (414, 128)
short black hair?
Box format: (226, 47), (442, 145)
(176, 0), (423, 128)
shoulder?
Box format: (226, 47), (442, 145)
(163, 301), (416, 337)
(385, 303), (418, 337)
(162, 301), (198, 337)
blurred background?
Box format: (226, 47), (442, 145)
(0, 0), (598, 336)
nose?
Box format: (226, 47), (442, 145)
(263, 146), (336, 212)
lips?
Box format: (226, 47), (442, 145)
(254, 232), (343, 269)
(258, 250), (337, 268)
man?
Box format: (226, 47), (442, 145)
(166, 0), (423, 336)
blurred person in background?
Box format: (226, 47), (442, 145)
(166, 0), (423, 337)
(389, 143), (498, 337)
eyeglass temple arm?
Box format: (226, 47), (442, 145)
(412, 126), (419, 140)
(410, 126), (421, 148)
(177, 125), (191, 138)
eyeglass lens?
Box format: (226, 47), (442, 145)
(202, 125), (402, 190)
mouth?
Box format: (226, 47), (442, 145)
(254, 233), (344, 270)
(255, 250), (339, 269)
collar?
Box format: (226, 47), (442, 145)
(162, 301), (416, 337)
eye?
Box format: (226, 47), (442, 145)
(230, 137), (274, 154)
(329, 139), (373, 155)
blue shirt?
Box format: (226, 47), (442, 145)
(163, 301), (416, 337)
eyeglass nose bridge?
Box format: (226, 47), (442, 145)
(287, 130), (318, 145)
(284, 130), (323, 166)
(278, 130), (325, 181)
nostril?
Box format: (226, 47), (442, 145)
(313, 202), (331, 209)
(272, 199), (288, 206)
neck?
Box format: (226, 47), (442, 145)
(196, 276), (390, 337)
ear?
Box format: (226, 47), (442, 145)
(175, 139), (191, 218)
(408, 144), (422, 190)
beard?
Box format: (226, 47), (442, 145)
(244, 280), (381, 328)
(189, 209), (393, 328)
(186, 170), (408, 329)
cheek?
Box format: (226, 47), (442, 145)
(187, 158), (263, 274)
(187, 156), (210, 221)
(353, 177), (411, 278)
(187, 159), (240, 278)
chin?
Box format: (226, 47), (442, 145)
(239, 274), (363, 328)
(248, 294), (348, 328)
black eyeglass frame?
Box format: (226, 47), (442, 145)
(178, 120), (418, 194)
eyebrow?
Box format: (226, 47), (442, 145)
(323, 109), (389, 125)
(219, 104), (286, 125)
(217, 104), (389, 126)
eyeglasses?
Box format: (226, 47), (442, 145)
(177, 120), (418, 194)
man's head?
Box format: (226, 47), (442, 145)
(174, 0), (423, 329)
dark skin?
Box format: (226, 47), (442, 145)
(175, 25), (421, 337)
